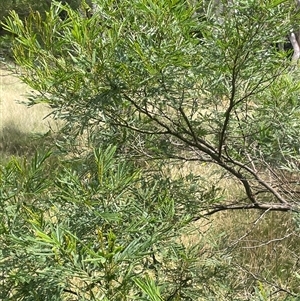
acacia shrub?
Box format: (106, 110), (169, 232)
(0, 146), (231, 300)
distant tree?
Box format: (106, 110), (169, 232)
(0, 0), (87, 58)
(0, 0), (50, 25)
(289, 0), (300, 61)
(0, 0), (85, 31)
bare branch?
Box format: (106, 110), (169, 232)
(200, 202), (298, 217)
(218, 55), (239, 158)
(241, 232), (295, 249)
(235, 264), (299, 298)
(227, 209), (272, 249)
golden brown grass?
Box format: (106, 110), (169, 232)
(210, 210), (300, 295)
(0, 67), (58, 133)
(167, 160), (300, 299)
(0, 66), (61, 159)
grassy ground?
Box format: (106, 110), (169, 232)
(168, 158), (300, 299)
(211, 210), (300, 298)
(0, 66), (60, 159)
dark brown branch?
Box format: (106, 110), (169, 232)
(226, 156), (289, 204)
(63, 288), (79, 296)
(218, 55), (239, 158)
(123, 93), (260, 205)
(179, 106), (199, 145)
(199, 202), (298, 217)
(234, 73), (279, 107)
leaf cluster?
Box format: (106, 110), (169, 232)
(0, 146), (223, 300)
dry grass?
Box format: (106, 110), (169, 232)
(210, 210), (300, 294)
(183, 212), (300, 299)
(0, 66), (61, 159)
(167, 160), (300, 299)
(0, 67), (57, 133)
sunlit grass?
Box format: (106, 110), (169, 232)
(210, 210), (300, 298)
(0, 67), (57, 132)
(167, 160), (300, 299)
(0, 66), (61, 159)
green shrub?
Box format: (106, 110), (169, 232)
(0, 146), (227, 300)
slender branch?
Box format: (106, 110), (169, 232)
(241, 232), (295, 249)
(226, 156), (289, 204)
(179, 106), (199, 145)
(110, 120), (168, 135)
(218, 55), (239, 158)
(217, 56), (281, 159)
(200, 202), (298, 217)
(235, 264), (299, 298)
(235, 69), (285, 107)
(226, 209), (272, 250)
(63, 289), (79, 296)
(123, 93), (259, 205)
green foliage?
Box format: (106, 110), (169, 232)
(0, 1), (83, 58)
(250, 72), (300, 167)
(1, 0), (300, 299)
(0, 146), (224, 300)
(134, 277), (163, 301)
(3, 0), (299, 212)
(2, 0), (296, 168)
(0, 0), (84, 23)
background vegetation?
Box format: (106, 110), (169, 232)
(1, 0), (300, 300)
